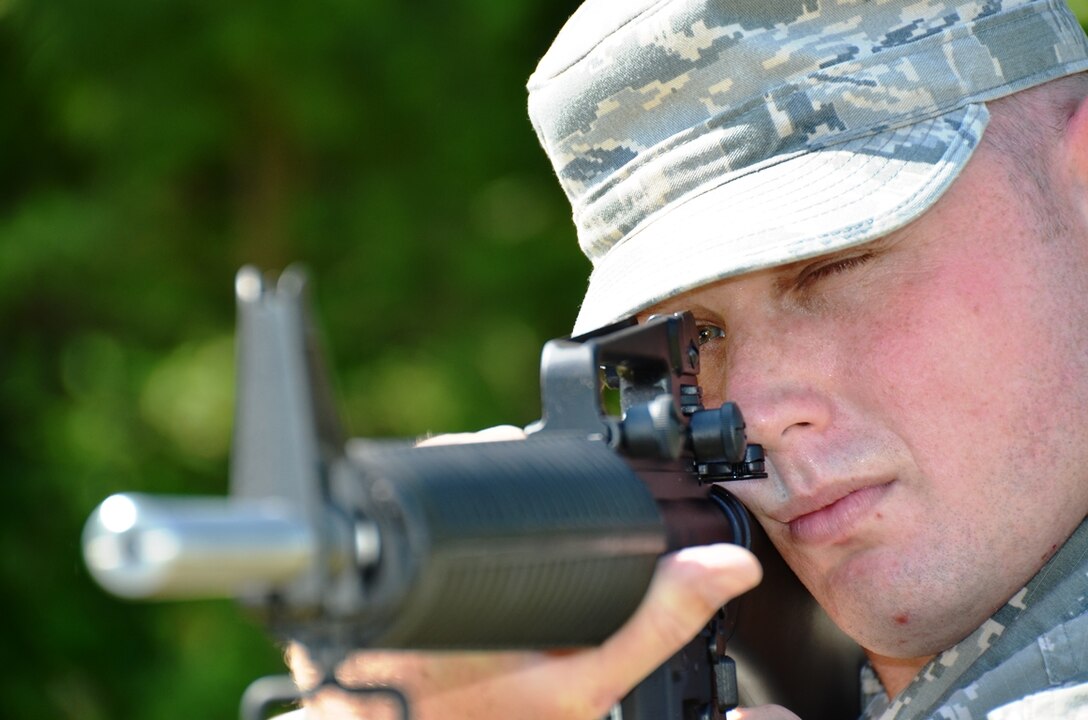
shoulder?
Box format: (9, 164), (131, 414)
(980, 608), (1088, 719)
(987, 681), (1088, 719)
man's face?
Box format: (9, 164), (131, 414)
(646, 132), (1088, 660)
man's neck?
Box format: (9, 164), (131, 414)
(865, 651), (934, 698)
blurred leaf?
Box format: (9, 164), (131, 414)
(1, 1), (584, 718)
(140, 335), (235, 461)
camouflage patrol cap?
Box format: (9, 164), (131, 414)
(528, 0), (1088, 334)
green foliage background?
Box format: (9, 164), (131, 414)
(1, 1), (584, 717)
(7, 2), (1088, 718)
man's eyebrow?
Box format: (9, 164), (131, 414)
(645, 230), (913, 318)
(783, 233), (904, 274)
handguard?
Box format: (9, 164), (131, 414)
(82, 267), (771, 719)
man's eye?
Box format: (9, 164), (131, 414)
(697, 324), (725, 346)
(796, 252), (874, 288)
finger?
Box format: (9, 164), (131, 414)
(555, 543), (763, 714)
(296, 644), (548, 720)
(596, 544), (763, 685)
(415, 425), (527, 447)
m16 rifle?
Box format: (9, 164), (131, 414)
(82, 267), (861, 720)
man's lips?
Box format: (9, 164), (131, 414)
(776, 480), (895, 545)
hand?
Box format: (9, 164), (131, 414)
(291, 545), (762, 719)
(289, 427), (766, 719)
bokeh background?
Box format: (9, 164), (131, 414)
(2, 1), (584, 717)
(6, 2), (1088, 718)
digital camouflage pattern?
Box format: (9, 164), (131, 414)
(861, 519), (1088, 719)
(527, 0), (1088, 333)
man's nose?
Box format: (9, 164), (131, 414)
(723, 338), (834, 452)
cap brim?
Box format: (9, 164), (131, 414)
(572, 103), (989, 334)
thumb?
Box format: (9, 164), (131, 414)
(600, 543), (763, 675)
(555, 543), (762, 712)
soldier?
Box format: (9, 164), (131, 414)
(290, 0), (1088, 717)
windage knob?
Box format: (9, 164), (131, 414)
(689, 402), (747, 465)
(689, 403), (768, 482)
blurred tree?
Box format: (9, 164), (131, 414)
(7, 1), (1088, 718)
(0, 1), (583, 718)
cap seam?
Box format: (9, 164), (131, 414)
(627, 106), (981, 263)
(574, 106), (966, 258)
(527, 0), (675, 89)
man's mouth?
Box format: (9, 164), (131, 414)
(782, 480), (894, 545)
